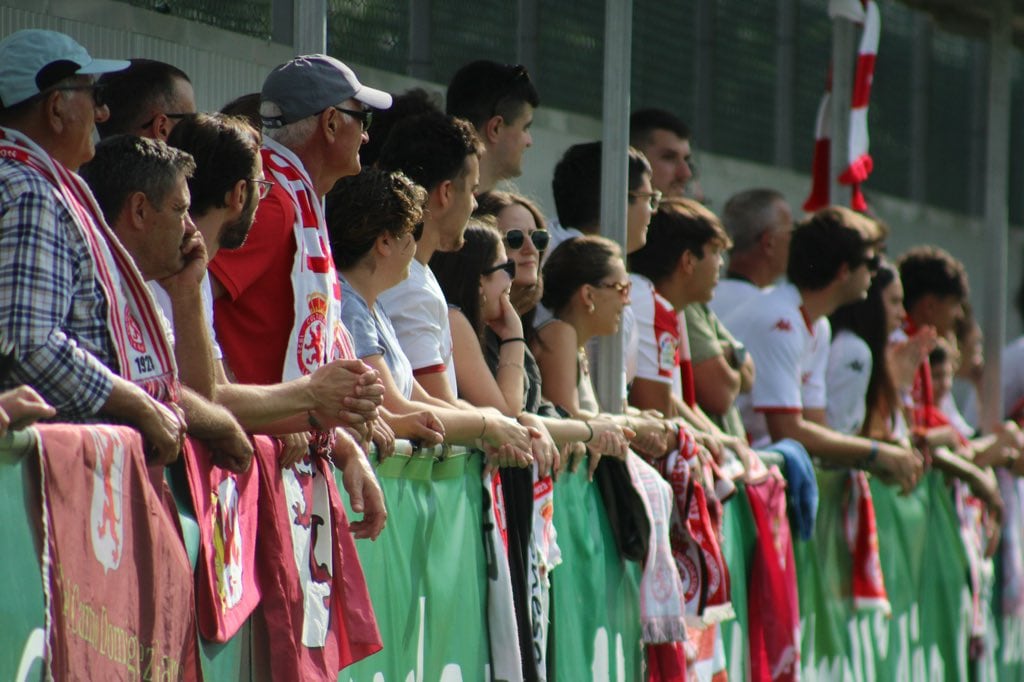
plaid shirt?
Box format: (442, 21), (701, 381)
(0, 154), (117, 418)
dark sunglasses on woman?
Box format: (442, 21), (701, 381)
(503, 228), (550, 252)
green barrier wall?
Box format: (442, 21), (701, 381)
(6, 429), (1024, 681)
(550, 463), (643, 681)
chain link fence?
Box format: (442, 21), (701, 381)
(116, 0), (1024, 223)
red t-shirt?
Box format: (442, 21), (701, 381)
(208, 183), (297, 385)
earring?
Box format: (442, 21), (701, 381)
(588, 302), (595, 314)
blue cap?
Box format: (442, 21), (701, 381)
(0, 30), (129, 108)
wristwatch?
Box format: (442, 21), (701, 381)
(730, 343), (747, 369)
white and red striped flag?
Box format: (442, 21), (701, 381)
(804, 0), (880, 212)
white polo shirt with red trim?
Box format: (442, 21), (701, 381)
(378, 258), (458, 395)
(630, 273), (679, 386)
(729, 282), (831, 447)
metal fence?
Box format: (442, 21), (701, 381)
(115, 0), (1021, 223)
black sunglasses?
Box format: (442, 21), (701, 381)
(50, 82), (107, 108)
(503, 228), (549, 251)
(859, 253), (881, 273)
(331, 106), (373, 131)
(482, 258), (516, 278)
(139, 111), (194, 130)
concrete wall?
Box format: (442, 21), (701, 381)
(5, 0), (1020, 340)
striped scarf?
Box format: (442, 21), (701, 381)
(0, 127), (178, 402)
(804, 0), (880, 212)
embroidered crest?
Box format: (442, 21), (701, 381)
(657, 330), (678, 372)
(124, 306), (146, 353)
(297, 293), (329, 376)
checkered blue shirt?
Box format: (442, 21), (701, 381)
(0, 155), (117, 418)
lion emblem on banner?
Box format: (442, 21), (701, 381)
(88, 429), (126, 573)
(212, 475), (244, 609)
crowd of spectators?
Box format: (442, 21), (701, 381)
(4, 26), (1024, 680)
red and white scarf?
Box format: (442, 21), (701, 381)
(843, 471), (890, 614)
(804, 0), (880, 213)
(0, 127), (178, 401)
(657, 427), (733, 627)
(260, 137), (354, 383)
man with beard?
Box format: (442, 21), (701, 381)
(165, 112), (379, 440)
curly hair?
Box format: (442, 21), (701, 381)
(325, 167), (426, 270)
(897, 245), (969, 312)
(377, 111), (481, 192)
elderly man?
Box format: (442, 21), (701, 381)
(711, 188), (795, 320)
(207, 55), (392, 679)
(0, 29), (184, 463)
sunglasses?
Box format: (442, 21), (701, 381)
(139, 112), (194, 130)
(482, 258), (516, 278)
(51, 83), (107, 108)
(595, 279), (632, 296)
(859, 253), (881, 273)
(503, 228), (549, 251)
(331, 105), (373, 132)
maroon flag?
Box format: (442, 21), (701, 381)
(182, 436), (262, 642)
(253, 440), (382, 681)
(38, 424), (199, 680)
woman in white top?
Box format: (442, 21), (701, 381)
(827, 262), (908, 439)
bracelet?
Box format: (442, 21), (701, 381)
(307, 410), (324, 431)
(497, 361), (525, 370)
(499, 336), (527, 346)
(583, 420), (595, 443)
(858, 440), (880, 470)
(477, 414), (488, 440)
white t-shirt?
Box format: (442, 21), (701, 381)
(728, 282), (832, 448)
(148, 273), (223, 360)
(710, 277), (763, 327)
(378, 259), (459, 395)
(825, 329), (871, 435)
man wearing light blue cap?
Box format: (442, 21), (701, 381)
(0, 29), (187, 463)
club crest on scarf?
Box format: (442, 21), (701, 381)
(283, 455), (335, 647)
(89, 429), (127, 573)
(212, 475), (244, 610)
(124, 306), (147, 354)
(297, 293), (329, 375)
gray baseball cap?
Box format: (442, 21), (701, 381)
(261, 54), (392, 129)
(0, 29), (129, 108)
